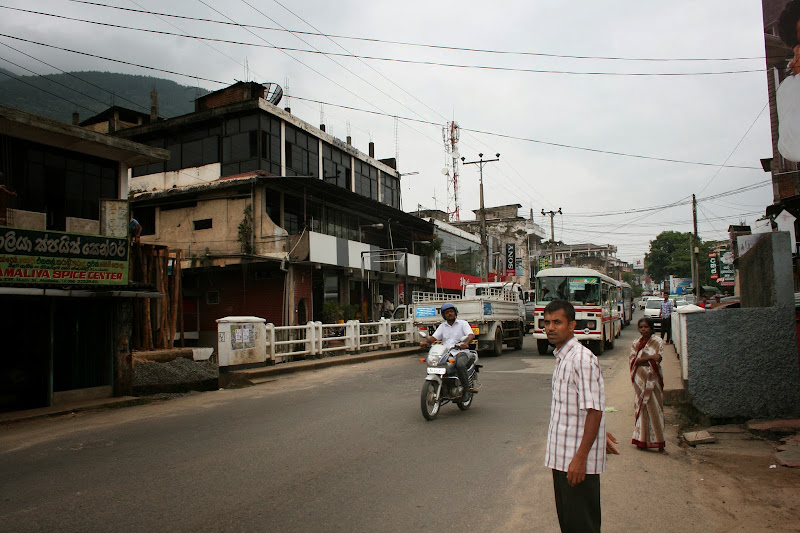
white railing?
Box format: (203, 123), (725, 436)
(412, 291), (461, 303)
(262, 318), (418, 364)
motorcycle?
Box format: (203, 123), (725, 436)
(419, 333), (481, 420)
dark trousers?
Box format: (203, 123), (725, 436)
(661, 316), (672, 342)
(552, 469), (601, 533)
(455, 352), (473, 394)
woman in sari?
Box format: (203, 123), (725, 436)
(629, 317), (667, 453)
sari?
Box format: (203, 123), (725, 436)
(629, 334), (666, 449)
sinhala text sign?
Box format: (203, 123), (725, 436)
(0, 226), (129, 285)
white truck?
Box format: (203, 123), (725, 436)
(409, 282), (526, 356)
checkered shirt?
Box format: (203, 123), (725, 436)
(660, 300), (673, 318)
(544, 336), (606, 474)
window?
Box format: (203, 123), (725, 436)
(222, 114), (260, 177)
(322, 144), (351, 190)
(133, 128), (219, 177)
(354, 160), (378, 200)
(261, 116), (281, 175)
(8, 138), (119, 230)
(285, 125), (319, 178)
(265, 190), (281, 224)
(284, 194), (304, 235)
(380, 172), (400, 208)
(206, 291), (220, 305)
(193, 218), (212, 230)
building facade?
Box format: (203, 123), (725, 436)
(105, 82), (435, 347)
(450, 204), (546, 289)
(0, 105), (169, 411)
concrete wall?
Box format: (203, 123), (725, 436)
(7, 209), (46, 229)
(130, 164), (221, 192)
(686, 308), (800, 419)
(738, 231), (794, 308)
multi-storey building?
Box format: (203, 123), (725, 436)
(449, 204), (546, 289)
(98, 82), (435, 347)
(0, 105), (169, 411)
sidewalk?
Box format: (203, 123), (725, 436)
(601, 340), (800, 532)
(0, 344), (423, 426)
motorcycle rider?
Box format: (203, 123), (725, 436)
(420, 302), (476, 400)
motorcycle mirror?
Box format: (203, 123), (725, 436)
(419, 331), (429, 339)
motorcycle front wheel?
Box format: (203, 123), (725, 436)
(421, 381), (440, 420)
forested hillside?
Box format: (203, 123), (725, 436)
(0, 69), (208, 123)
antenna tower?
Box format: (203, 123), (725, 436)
(394, 116), (400, 168)
(442, 121), (461, 221)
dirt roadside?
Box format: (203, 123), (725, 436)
(602, 350), (800, 532)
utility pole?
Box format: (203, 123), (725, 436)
(462, 153), (500, 281)
(692, 193), (700, 299)
(541, 208), (562, 268)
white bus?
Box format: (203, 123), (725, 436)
(532, 267), (621, 356)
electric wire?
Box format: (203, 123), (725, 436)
(65, 1), (769, 64)
(0, 40), (155, 116)
(0, 7), (768, 77)
(697, 103), (768, 194)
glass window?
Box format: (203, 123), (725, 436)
(322, 144), (351, 190)
(380, 172), (400, 208)
(6, 137), (118, 229)
(284, 125), (318, 178)
(354, 160), (378, 200)
(284, 194), (304, 235)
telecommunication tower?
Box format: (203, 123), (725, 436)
(442, 121), (461, 221)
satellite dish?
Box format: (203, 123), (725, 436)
(441, 168), (449, 175)
(261, 83), (283, 106)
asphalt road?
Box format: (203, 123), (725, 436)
(0, 331), (629, 533)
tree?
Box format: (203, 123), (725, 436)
(644, 231), (713, 289)
(644, 231), (693, 283)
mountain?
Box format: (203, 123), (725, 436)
(0, 70), (209, 123)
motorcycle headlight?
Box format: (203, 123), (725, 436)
(427, 352), (440, 365)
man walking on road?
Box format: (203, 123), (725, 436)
(659, 294), (674, 344)
(543, 300), (609, 533)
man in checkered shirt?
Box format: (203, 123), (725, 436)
(543, 300), (617, 533)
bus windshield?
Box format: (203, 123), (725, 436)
(536, 276), (601, 305)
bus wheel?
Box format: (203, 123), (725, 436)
(537, 339), (550, 355)
(590, 339), (604, 356)
(605, 331), (615, 349)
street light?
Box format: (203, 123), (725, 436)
(358, 223), (384, 242)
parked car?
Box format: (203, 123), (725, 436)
(643, 297), (664, 329)
(638, 296), (649, 310)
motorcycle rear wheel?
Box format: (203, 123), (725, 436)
(456, 391), (473, 410)
(421, 381), (440, 420)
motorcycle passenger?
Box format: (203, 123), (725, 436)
(420, 302), (476, 400)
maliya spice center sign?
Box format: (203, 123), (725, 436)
(0, 226), (129, 285)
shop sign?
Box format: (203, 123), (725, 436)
(0, 226), (129, 285)
(708, 252), (718, 280)
(505, 243), (516, 276)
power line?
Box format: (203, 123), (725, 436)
(0, 33), (763, 173)
(65, 1), (768, 64)
(0, 57), (98, 113)
(0, 33), (227, 85)
(1, 7), (767, 77)
(0, 41), (154, 116)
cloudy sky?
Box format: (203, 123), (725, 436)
(0, 0), (776, 263)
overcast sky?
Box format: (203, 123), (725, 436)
(0, 0), (776, 263)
